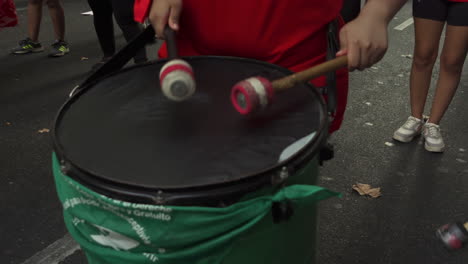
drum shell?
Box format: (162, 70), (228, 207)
(52, 56), (331, 263)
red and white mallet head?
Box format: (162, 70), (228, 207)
(230, 76), (275, 115)
(159, 59), (196, 101)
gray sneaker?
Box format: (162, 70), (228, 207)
(393, 116), (424, 143)
(423, 123), (445, 152)
(49, 40), (69, 57)
(11, 38), (44, 54)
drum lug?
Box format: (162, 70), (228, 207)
(271, 167), (289, 186)
(152, 190), (166, 205)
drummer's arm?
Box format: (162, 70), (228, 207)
(337, 0), (409, 71)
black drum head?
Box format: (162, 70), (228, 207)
(54, 57), (326, 190)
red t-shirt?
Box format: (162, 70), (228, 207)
(134, 0), (348, 133)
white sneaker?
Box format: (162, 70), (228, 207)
(393, 116), (424, 143)
(423, 123), (445, 152)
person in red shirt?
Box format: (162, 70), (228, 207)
(135, 0), (408, 133)
(393, 0), (468, 152)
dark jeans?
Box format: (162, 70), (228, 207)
(87, 0), (147, 63)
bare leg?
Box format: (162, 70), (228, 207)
(428, 25), (468, 124)
(46, 0), (66, 41)
(409, 18), (445, 119)
(27, 0), (44, 42)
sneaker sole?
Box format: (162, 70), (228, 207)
(392, 133), (420, 143)
(423, 137), (445, 152)
(12, 47), (44, 54)
(424, 143), (444, 153)
(49, 50), (70, 57)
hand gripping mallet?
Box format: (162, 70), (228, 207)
(231, 56), (348, 115)
(159, 27), (196, 101)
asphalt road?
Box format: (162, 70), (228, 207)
(1, 1), (467, 264)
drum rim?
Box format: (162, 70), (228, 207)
(52, 55), (329, 205)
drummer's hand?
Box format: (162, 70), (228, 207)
(337, 13), (389, 71)
(148, 0), (182, 38)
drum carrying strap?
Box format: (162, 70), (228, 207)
(324, 19), (340, 122)
(318, 19), (341, 165)
(70, 26), (157, 97)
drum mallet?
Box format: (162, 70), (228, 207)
(159, 27), (196, 101)
(436, 221), (468, 250)
(231, 56), (348, 115)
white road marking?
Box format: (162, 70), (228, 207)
(394, 18), (414, 31)
(20, 234), (80, 264)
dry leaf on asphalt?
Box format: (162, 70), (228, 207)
(38, 128), (50, 133)
(352, 183), (382, 198)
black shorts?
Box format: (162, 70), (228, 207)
(413, 0), (468, 26)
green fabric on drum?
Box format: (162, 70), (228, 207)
(53, 153), (339, 264)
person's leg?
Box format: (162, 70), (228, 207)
(409, 18), (445, 119)
(393, 0), (445, 143)
(421, 2), (468, 152)
(427, 7), (468, 124)
(27, 0), (44, 42)
(45, 0), (65, 41)
(88, 0), (116, 58)
(111, 0), (147, 63)
(10, 0), (44, 54)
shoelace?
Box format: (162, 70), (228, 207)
(52, 41), (62, 49)
(425, 124), (441, 138)
(19, 38), (30, 46)
(403, 118), (420, 130)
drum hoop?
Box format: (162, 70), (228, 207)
(52, 56), (329, 205)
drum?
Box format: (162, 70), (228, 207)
(52, 56), (338, 264)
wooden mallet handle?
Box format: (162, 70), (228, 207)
(230, 56), (348, 115)
(272, 56), (348, 91)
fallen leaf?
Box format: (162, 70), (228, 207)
(385, 142), (394, 147)
(5, 122), (11, 126)
(352, 183), (382, 198)
(38, 128), (50, 133)
(81, 57), (89, 61)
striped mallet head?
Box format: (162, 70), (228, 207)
(159, 59), (196, 101)
(230, 76), (274, 115)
